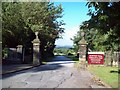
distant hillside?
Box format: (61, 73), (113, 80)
(55, 45), (73, 49)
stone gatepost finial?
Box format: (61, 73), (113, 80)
(35, 31), (39, 39)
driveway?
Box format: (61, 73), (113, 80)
(2, 56), (105, 88)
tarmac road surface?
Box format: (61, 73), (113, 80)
(2, 56), (105, 88)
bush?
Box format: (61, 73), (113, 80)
(68, 53), (73, 56)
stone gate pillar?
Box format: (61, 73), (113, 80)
(78, 31), (87, 61)
(17, 45), (23, 62)
(32, 32), (40, 65)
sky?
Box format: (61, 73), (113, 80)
(54, 2), (90, 47)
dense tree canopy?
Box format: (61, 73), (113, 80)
(2, 2), (36, 48)
(2, 2), (65, 60)
(73, 2), (120, 52)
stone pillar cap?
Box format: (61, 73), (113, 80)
(17, 45), (23, 47)
(32, 31), (40, 43)
(78, 38), (87, 45)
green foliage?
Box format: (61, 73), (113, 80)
(54, 47), (75, 55)
(72, 2), (120, 52)
(2, 48), (8, 59)
(85, 2), (120, 51)
(2, 2), (36, 48)
(2, 2), (65, 61)
(72, 31), (82, 52)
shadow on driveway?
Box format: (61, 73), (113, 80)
(2, 64), (63, 79)
(2, 56), (74, 79)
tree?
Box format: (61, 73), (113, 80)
(72, 2), (120, 66)
(73, 2), (120, 52)
(72, 30), (82, 52)
(2, 2), (65, 62)
(2, 2), (36, 48)
(85, 2), (120, 51)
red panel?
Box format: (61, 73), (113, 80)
(88, 54), (104, 64)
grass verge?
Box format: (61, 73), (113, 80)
(88, 65), (119, 88)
